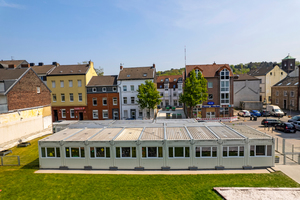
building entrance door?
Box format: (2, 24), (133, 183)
(53, 110), (58, 121)
(113, 111), (119, 120)
(131, 110), (136, 119)
(206, 112), (215, 118)
(79, 112), (83, 120)
(284, 100), (287, 109)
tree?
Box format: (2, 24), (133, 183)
(136, 80), (161, 118)
(95, 67), (104, 76)
(179, 70), (208, 118)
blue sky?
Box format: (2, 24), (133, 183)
(1, 0), (300, 74)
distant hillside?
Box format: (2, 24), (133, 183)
(157, 68), (184, 76)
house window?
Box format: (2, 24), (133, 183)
(115, 147), (136, 158)
(291, 100), (295, 107)
(36, 87), (40, 94)
(61, 94), (65, 102)
(220, 107), (229, 117)
(90, 147), (110, 158)
(131, 85), (134, 91)
(160, 93), (163, 96)
(92, 87), (97, 92)
(195, 69), (200, 77)
(103, 110), (108, 118)
(260, 87), (262, 93)
(78, 93), (82, 102)
(93, 110), (98, 119)
(173, 100), (177, 106)
(161, 79), (163, 82)
(208, 82), (213, 88)
(221, 80), (229, 92)
(221, 93), (229, 104)
(139, 110), (143, 117)
(60, 80), (64, 88)
(173, 92), (176, 97)
(178, 84), (182, 90)
(124, 110), (128, 118)
(65, 147), (85, 158)
(168, 147), (190, 158)
(52, 94), (57, 102)
(123, 85), (127, 91)
(131, 97), (135, 104)
(123, 97), (127, 104)
(78, 80), (82, 87)
(159, 85), (162, 88)
(195, 147), (217, 157)
(291, 91), (295, 97)
(69, 80), (73, 87)
(142, 147), (163, 158)
(276, 99), (279, 104)
(102, 87), (106, 92)
(270, 72), (272, 75)
(113, 97), (117, 105)
(41, 147), (60, 158)
(208, 94), (213, 100)
(127, 75), (130, 77)
(93, 98), (97, 106)
(276, 91), (279, 96)
(70, 109), (75, 118)
(61, 109), (66, 118)
(250, 145), (272, 156)
(52, 81), (56, 88)
(103, 97), (107, 105)
(223, 146), (244, 157)
(69, 93), (74, 102)
(281, 72), (283, 75)
(143, 73), (147, 77)
(113, 87), (117, 92)
(284, 91), (287, 96)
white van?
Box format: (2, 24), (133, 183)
(266, 105), (284, 117)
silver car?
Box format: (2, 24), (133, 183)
(238, 110), (251, 117)
(293, 121), (300, 131)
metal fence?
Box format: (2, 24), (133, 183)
(0, 156), (20, 166)
(275, 137), (300, 164)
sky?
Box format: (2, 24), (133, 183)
(1, 0), (300, 74)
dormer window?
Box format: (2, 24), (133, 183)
(92, 87), (97, 92)
(160, 85), (162, 88)
(113, 87), (117, 92)
(174, 79), (177, 81)
(102, 87), (106, 92)
(195, 69), (201, 78)
(127, 75), (130, 77)
(161, 79), (163, 82)
(143, 73), (147, 77)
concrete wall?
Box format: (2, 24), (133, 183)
(234, 79), (260, 108)
(241, 101), (263, 110)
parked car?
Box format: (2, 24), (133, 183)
(250, 110), (261, 117)
(288, 115), (300, 123)
(261, 119), (282, 127)
(238, 110), (251, 117)
(266, 105), (284, 117)
(260, 110), (271, 117)
(293, 121), (300, 131)
(275, 122), (296, 133)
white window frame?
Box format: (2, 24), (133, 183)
(222, 146), (244, 157)
(52, 81), (56, 88)
(208, 82), (213, 88)
(123, 97), (127, 104)
(102, 87), (106, 92)
(250, 145), (272, 157)
(92, 87), (97, 92)
(291, 91), (295, 97)
(208, 94), (213, 100)
(78, 80), (82, 87)
(141, 147), (163, 158)
(69, 80), (73, 87)
(52, 94), (57, 102)
(115, 147), (137, 158)
(102, 110), (108, 118)
(276, 91), (279, 96)
(61, 109), (66, 118)
(93, 98), (97, 106)
(61, 93), (65, 102)
(195, 146), (217, 158)
(69, 93), (74, 102)
(60, 80), (64, 88)
(123, 85), (127, 91)
(113, 97), (117, 105)
(284, 91), (287, 96)
(90, 147), (110, 158)
(70, 109), (75, 118)
(103, 97), (107, 106)
(41, 147), (61, 158)
(168, 147), (190, 158)
(36, 87), (40, 94)
(78, 93), (82, 102)
(276, 99), (279, 104)
(113, 87), (117, 92)
(130, 85), (134, 91)
(92, 110), (99, 119)
(65, 147), (85, 158)
(131, 97), (135, 104)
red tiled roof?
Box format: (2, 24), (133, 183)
(185, 63), (233, 77)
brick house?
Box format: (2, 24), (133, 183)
(185, 63), (234, 119)
(86, 75), (120, 120)
(0, 59), (29, 69)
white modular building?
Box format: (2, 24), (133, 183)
(39, 121), (274, 170)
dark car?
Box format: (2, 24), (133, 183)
(261, 119), (282, 127)
(288, 115), (300, 123)
(260, 110), (271, 117)
(275, 122), (296, 133)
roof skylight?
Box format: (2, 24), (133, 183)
(295, 82), (299, 85)
(278, 83), (282, 86)
(287, 83), (291, 85)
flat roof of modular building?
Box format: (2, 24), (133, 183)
(64, 128), (103, 141)
(208, 126), (245, 139)
(89, 128), (123, 141)
(114, 128), (143, 141)
(187, 127), (218, 140)
(40, 128), (83, 141)
(226, 125), (272, 139)
(140, 128), (164, 140)
(166, 127), (191, 140)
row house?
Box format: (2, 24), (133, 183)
(47, 61), (97, 122)
(86, 75), (120, 120)
(31, 62), (58, 85)
(118, 64), (156, 120)
(185, 63), (234, 119)
(0, 59), (29, 69)
(156, 75), (183, 107)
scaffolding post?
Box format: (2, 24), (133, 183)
(283, 139), (286, 165)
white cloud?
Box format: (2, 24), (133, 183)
(0, 0), (24, 9)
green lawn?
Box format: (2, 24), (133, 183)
(0, 136), (299, 200)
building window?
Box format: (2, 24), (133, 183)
(250, 145), (272, 157)
(131, 97), (135, 104)
(220, 107), (229, 117)
(92, 87), (97, 92)
(281, 72), (283, 75)
(221, 80), (229, 92)
(268, 96), (271, 101)
(69, 93), (74, 102)
(115, 147), (136, 158)
(291, 91), (295, 97)
(103, 110), (108, 118)
(124, 110), (128, 118)
(52, 94), (57, 102)
(195, 147), (217, 157)
(65, 147), (85, 158)
(123, 97), (127, 104)
(284, 91), (287, 96)
(131, 85), (134, 91)
(142, 147), (163, 158)
(113, 97), (117, 105)
(208, 82), (213, 88)
(93, 110), (98, 119)
(78, 93), (82, 102)
(61, 109), (66, 118)
(113, 87), (117, 92)
(143, 73), (147, 77)
(123, 85), (127, 91)
(168, 147), (190, 158)
(178, 84), (182, 90)
(173, 100), (177, 106)
(60, 80), (64, 88)
(260, 87), (262, 93)
(276, 99), (279, 104)
(195, 69), (200, 77)
(270, 72), (272, 75)
(41, 147), (60, 158)
(61, 94), (65, 102)
(36, 87), (40, 93)
(127, 75), (130, 77)
(93, 98), (97, 106)
(160, 93), (163, 96)
(276, 91), (279, 96)
(102, 87), (106, 92)
(208, 94), (213, 100)
(103, 97), (107, 105)
(90, 147), (110, 158)
(159, 85), (162, 88)
(69, 80), (73, 87)
(291, 100), (295, 107)
(161, 79), (163, 82)
(223, 146), (244, 157)
(78, 80), (82, 87)
(70, 109), (75, 118)
(221, 93), (229, 104)
(173, 92), (176, 97)
(52, 81), (56, 88)
(139, 110), (143, 117)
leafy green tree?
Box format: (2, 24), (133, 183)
(137, 80), (161, 118)
(95, 67), (104, 76)
(179, 70), (208, 118)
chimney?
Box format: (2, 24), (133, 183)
(52, 62), (57, 66)
(120, 63), (123, 70)
(30, 63), (35, 67)
(38, 62), (44, 66)
(152, 63), (156, 68)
